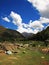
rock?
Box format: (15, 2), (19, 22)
(41, 56), (45, 59)
(5, 50), (12, 55)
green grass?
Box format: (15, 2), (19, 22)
(0, 46), (49, 65)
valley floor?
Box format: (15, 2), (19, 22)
(0, 45), (49, 65)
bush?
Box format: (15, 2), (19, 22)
(32, 44), (36, 47)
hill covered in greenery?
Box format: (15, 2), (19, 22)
(0, 26), (25, 42)
(29, 26), (49, 41)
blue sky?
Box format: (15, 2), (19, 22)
(0, 0), (49, 33)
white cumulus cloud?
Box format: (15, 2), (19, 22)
(2, 11), (49, 34)
(17, 26), (36, 33)
(10, 11), (22, 26)
(27, 0), (49, 18)
(28, 0), (49, 12)
(29, 20), (44, 29)
(40, 17), (49, 24)
(2, 17), (10, 22)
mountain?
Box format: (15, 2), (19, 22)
(29, 26), (49, 41)
(22, 32), (33, 38)
(0, 26), (25, 42)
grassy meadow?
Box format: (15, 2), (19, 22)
(0, 41), (49, 65)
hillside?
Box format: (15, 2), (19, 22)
(29, 26), (49, 41)
(0, 26), (25, 42)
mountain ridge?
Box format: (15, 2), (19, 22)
(29, 26), (49, 41)
(0, 26), (25, 42)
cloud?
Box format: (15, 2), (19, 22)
(2, 17), (10, 22)
(17, 26), (39, 34)
(17, 25), (41, 34)
(2, 0), (49, 34)
(10, 11), (22, 26)
(27, 0), (49, 32)
(17, 18), (44, 33)
(29, 20), (44, 29)
(2, 11), (44, 34)
(22, 23), (29, 28)
(17, 26), (29, 33)
(2, 11), (49, 34)
(40, 17), (49, 24)
(33, 29), (39, 34)
(28, 0), (49, 12)
(27, 0), (49, 18)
